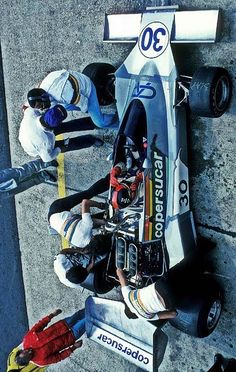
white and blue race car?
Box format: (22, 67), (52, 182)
(82, 5), (231, 370)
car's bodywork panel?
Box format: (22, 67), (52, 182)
(103, 8), (220, 43)
(85, 296), (168, 372)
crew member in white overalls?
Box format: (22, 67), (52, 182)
(26, 69), (119, 129)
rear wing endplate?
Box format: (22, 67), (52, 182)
(104, 8), (220, 43)
(85, 296), (168, 371)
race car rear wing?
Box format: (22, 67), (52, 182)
(103, 7), (220, 43)
(85, 296), (168, 372)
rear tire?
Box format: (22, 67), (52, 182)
(189, 66), (232, 117)
(169, 274), (223, 337)
(82, 62), (116, 106)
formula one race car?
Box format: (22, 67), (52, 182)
(81, 5), (231, 370)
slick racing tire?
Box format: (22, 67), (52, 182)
(82, 62), (116, 105)
(93, 260), (116, 294)
(189, 66), (232, 117)
(169, 274), (223, 338)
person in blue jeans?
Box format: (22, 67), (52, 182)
(86, 82), (118, 128)
(64, 308), (86, 340)
(0, 158), (57, 197)
(14, 309), (86, 367)
(26, 69), (119, 129)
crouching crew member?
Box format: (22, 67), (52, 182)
(49, 196), (108, 255)
(19, 104), (103, 162)
(116, 268), (177, 321)
(48, 164), (125, 255)
(54, 249), (108, 288)
(27, 69), (119, 129)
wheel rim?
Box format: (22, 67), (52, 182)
(214, 76), (230, 111)
(207, 299), (222, 330)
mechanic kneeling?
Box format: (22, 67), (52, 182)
(48, 162), (140, 254)
(54, 248), (109, 288)
(116, 268), (177, 321)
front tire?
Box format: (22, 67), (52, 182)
(82, 62), (116, 106)
(189, 66), (232, 117)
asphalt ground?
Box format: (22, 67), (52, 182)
(0, 0), (235, 371)
(0, 47), (28, 368)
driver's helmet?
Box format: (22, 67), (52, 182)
(111, 181), (133, 209)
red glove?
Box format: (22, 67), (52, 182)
(130, 171), (143, 192)
(110, 163), (126, 188)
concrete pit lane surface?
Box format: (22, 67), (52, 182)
(0, 0), (235, 371)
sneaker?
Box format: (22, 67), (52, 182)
(41, 170), (57, 183)
(49, 160), (59, 167)
(44, 160), (58, 170)
(93, 137), (104, 147)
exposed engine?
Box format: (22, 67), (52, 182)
(105, 206), (168, 288)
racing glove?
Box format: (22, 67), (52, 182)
(110, 162), (126, 188)
(130, 171), (143, 193)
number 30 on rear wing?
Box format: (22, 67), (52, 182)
(103, 6), (220, 44)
